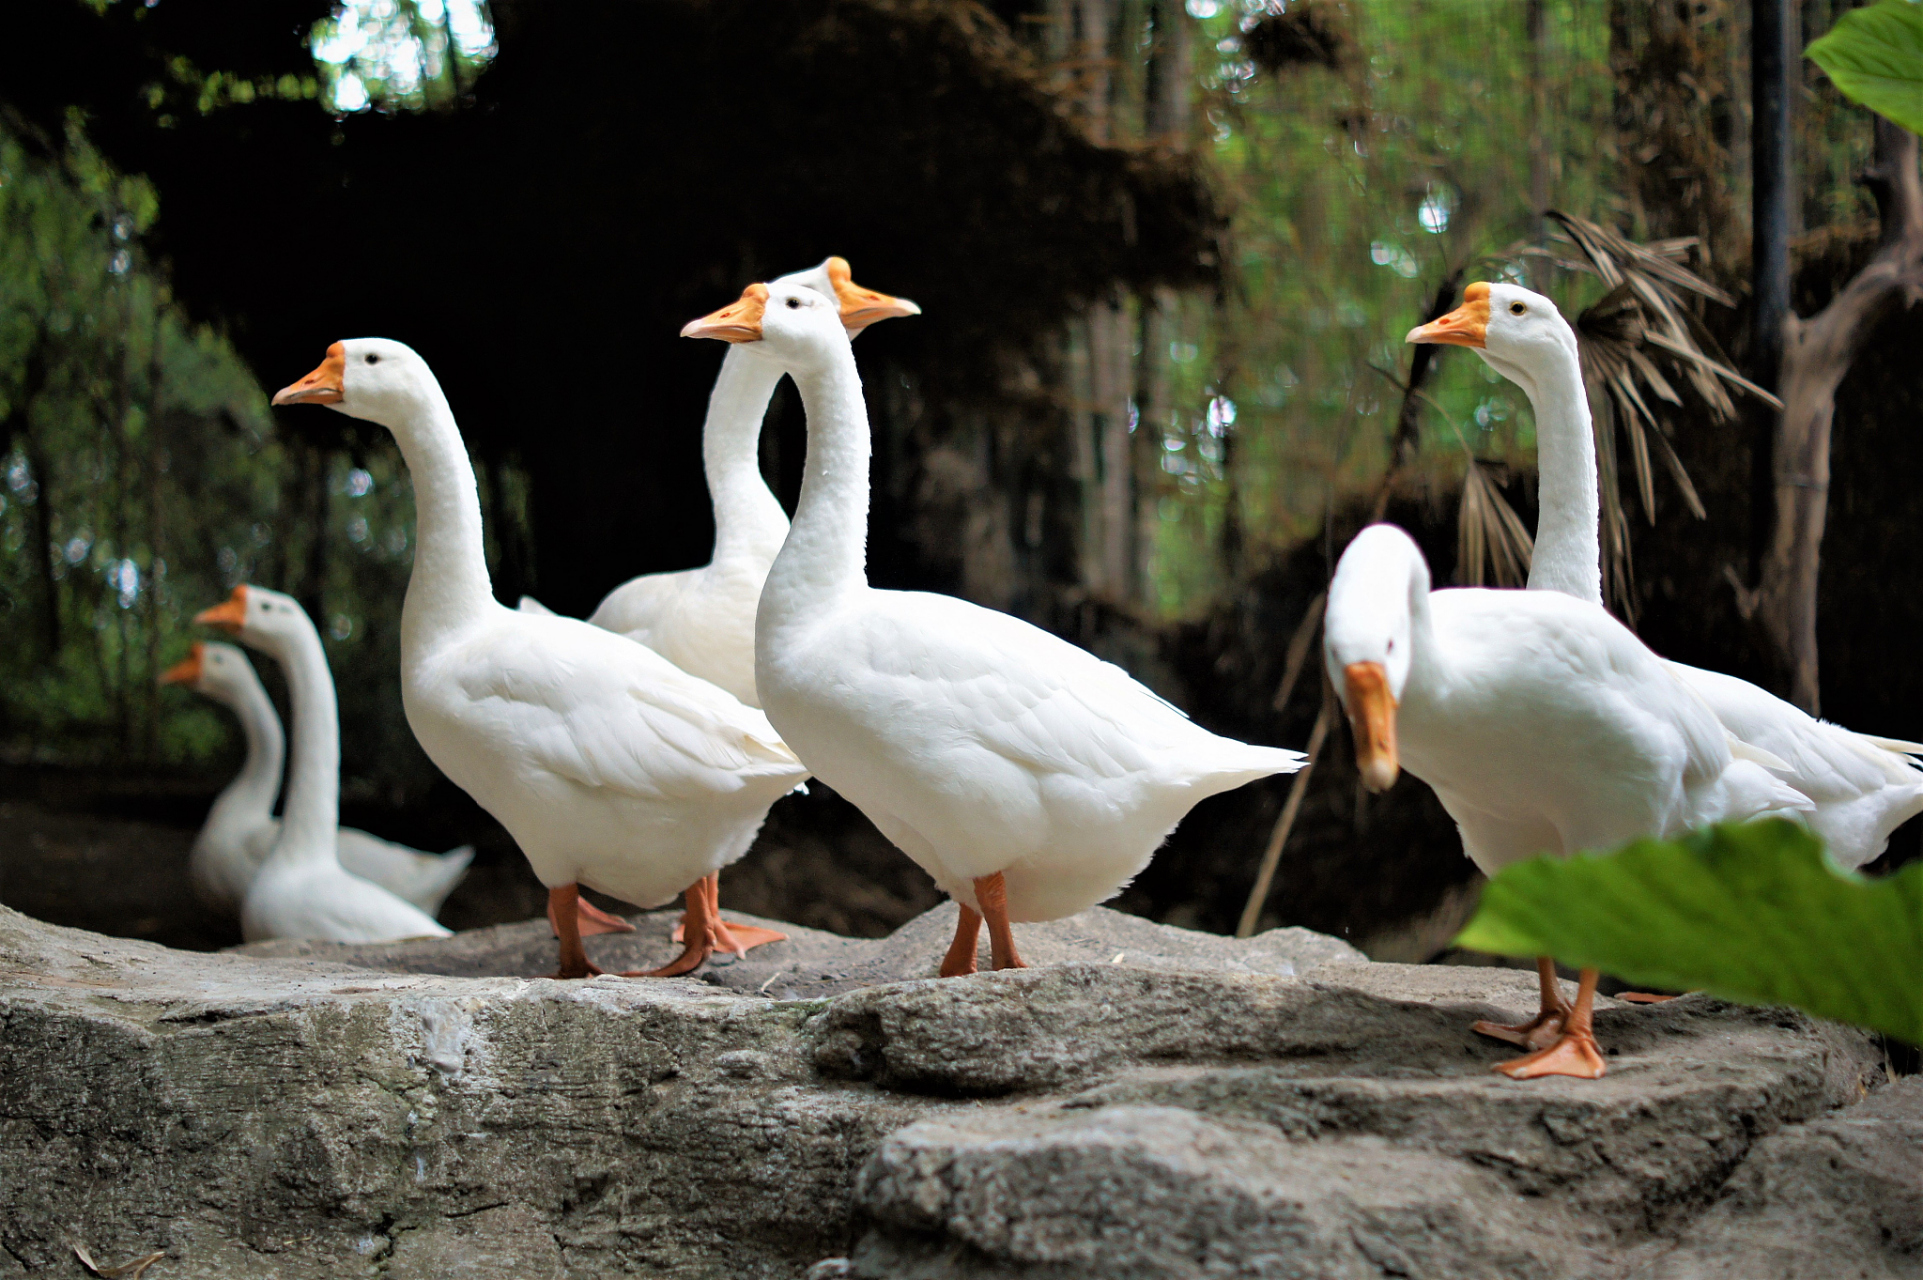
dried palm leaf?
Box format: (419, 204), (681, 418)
(1394, 376), (1536, 590)
(1456, 459), (1535, 589)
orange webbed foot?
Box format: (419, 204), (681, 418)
(1494, 1027), (1607, 1080)
(575, 897), (636, 936)
(1471, 1007), (1570, 1052)
(672, 918), (788, 957)
(548, 889), (635, 938)
(627, 949), (706, 979)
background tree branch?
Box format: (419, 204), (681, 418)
(1755, 116), (1923, 712)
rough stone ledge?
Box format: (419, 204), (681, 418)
(0, 902), (1908, 1279)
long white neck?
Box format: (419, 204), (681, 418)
(1514, 345), (1603, 606)
(203, 668), (284, 836)
(705, 348), (791, 567)
(261, 623), (340, 867)
(758, 345), (872, 645)
(379, 379), (497, 651)
(1402, 560), (1448, 700)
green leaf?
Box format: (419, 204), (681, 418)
(1807, 0), (1923, 136)
(1454, 820), (1923, 1045)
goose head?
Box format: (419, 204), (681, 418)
(272, 337), (436, 430)
(1324, 524), (1431, 793)
(683, 260), (920, 367)
(776, 256), (922, 334)
(160, 640), (256, 703)
(683, 279), (851, 374)
(195, 584), (315, 658)
(1406, 281), (1579, 398)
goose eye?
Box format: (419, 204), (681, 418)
(365, 353), (381, 365)
(786, 297), (803, 310)
(1509, 302), (1526, 315)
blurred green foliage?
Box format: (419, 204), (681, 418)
(1144, 0), (1618, 614)
(0, 113), (526, 800)
(1457, 819), (1923, 1046)
(1142, 0), (1882, 618)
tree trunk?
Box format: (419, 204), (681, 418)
(1093, 300), (1134, 598)
(1374, 269), (1465, 517)
(1749, 0), (1793, 586)
(303, 439), (330, 632)
(2, 340), (57, 664)
(1755, 119), (1923, 713)
(1136, 291), (1174, 601)
(1526, 0), (1549, 258)
(143, 304), (165, 760)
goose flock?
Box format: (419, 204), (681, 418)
(153, 261), (1921, 1081)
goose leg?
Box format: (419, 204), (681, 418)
(1494, 967), (1607, 1080)
(548, 885), (635, 938)
(671, 873), (788, 956)
(940, 904), (984, 977)
(547, 884), (605, 980)
(634, 882), (715, 978)
(975, 872), (1028, 972)
(1472, 956), (1572, 1051)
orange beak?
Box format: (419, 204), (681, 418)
(195, 585), (248, 634)
(272, 342), (347, 406)
(1405, 281), (1490, 349)
(681, 283), (770, 343)
(1343, 661), (1400, 792)
(824, 256), (921, 332)
(159, 643), (205, 687)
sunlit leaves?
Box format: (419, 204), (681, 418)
(312, 0), (497, 113)
(1457, 820), (1923, 1045)
(1807, 0), (1923, 135)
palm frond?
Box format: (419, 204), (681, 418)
(1456, 459), (1534, 589)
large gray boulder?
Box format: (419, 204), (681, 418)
(0, 901), (1909, 1279)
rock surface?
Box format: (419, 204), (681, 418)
(0, 901), (1910, 1279)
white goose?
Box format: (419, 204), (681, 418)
(580, 257), (918, 707)
(193, 586), (452, 943)
(162, 636), (473, 916)
(682, 277), (1305, 975)
(513, 260), (911, 933)
(1408, 282), (1923, 870)
(1324, 523), (1811, 1077)
(272, 339), (810, 978)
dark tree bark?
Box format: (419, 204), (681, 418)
(4, 341), (60, 664)
(1526, 0), (1548, 254)
(1377, 268), (1465, 510)
(143, 305), (165, 759)
(1749, 0), (1794, 582)
(302, 438), (329, 633)
(1753, 119), (1923, 713)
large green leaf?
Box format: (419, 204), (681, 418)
(1807, 0), (1923, 136)
(1455, 820), (1923, 1045)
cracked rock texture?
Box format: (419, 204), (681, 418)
(0, 901), (1912, 1279)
